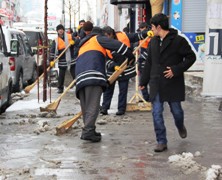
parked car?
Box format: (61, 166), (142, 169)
(20, 28), (45, 74)
(2, 26), (37, 92)
(0, 25), (13, 114)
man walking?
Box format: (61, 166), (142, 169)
(49, 24), (75, 93)
(139, 13), (196, 152)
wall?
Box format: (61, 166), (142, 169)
(202, 0), (222, 97)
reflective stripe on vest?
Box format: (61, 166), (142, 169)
(78, 36), (106, 57)
(56, 33), (72, 50)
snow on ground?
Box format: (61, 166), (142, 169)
(6, 88), (51, 112)
(6, 98), (50, 112)
(168, 152), (222, 180)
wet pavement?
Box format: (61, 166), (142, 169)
(0, 79), (222, 180)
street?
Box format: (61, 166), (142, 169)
(0, 78), (222, 180)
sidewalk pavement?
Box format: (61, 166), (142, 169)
(0, 78), (222, 179)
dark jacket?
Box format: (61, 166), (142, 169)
(106, 31), (148, 81)
(75, 33), (134, 98)
(140, 28), (196, 102)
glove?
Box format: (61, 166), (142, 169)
(147, 30), (154, 38)
(70, 40), (75, 45)
(50, 61), (55, 67)
(77, 25), (81, 30)
(114, 66), (120, 71)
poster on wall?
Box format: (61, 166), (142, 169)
(170, 0), (205, 71)
(202, 0), (222, 97)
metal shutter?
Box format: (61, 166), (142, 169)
(182, 0), (207, 33)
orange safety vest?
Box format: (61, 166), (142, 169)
(106, 32), (130, 59)
(139, 38), (151, 49)
(56, 33), (72, 50)
(78, 36), (107, 57)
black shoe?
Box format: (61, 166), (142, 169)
(178, 125), (187, 139)
(95, 131), (101, 137)
(57, 89), (63, 94)
(154, 144), (168, 152)
(116, 111), (125, 116)
(100, 109), (108, 115)
(80, 134), (101, 142)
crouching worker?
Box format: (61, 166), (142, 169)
(75, 24), (135, 142)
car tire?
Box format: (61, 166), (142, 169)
(0, 83), (12, 114)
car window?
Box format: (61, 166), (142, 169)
(17, 35), (25, 55)
(21, 34), (33, 55)
(23, 31), (38, 47)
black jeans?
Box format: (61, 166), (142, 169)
(58, 65), (75, 90)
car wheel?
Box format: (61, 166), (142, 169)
(0, 83), (12, 114)
(14, 71), (23, 92)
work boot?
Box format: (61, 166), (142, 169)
(57, 88), (63, 94)
(116, 111), (125, 116)
(80, 134), (101, 143)
(100, 109), (108, 115)
(154, 144), (168, 152)
(95, 131), (101, 137)
(178, 125), (187, 139)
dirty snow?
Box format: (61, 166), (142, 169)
(168, 152), (222, 180)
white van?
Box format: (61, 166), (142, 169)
(0, 25), (13, 114)
(2, 27), (37, 92)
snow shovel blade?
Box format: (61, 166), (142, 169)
(126, 102), (152, 112)
(56, 111), (82, 135)
(40, 99), (61, 112)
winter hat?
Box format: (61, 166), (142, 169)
(56, 24), (65, 31)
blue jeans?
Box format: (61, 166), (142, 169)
(152, 94), (184, 144)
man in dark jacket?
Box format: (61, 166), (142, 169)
(100, 26), (149, 116)
(139, 13), (196, 152)
(76, 26), (135, 143)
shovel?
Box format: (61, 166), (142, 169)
(24, 44), (71, 94)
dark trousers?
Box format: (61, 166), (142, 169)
(102, 79), (129, 112)
(79, 86), (103, 135)
(58, 65), (75, 90)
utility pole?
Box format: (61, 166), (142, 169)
(78, 0), (80, 23)
(43, 0), (48, 102)
(62, 0), (65, 27)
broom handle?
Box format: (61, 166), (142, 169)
(55, 79), (76, 103)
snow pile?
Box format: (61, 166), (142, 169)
(206, 165), (222, 180)
(168, 152), (206, 174)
